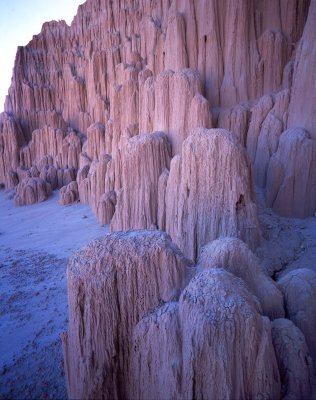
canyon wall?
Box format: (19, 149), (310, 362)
(2, 1), (316, 398)
(0, 0), (315, 226)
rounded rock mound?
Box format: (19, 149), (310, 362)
(197, 237), (284, 319)
(62, 229), (193, 400)
(14, 177), (52, 206)
(131, 269), (281, 399)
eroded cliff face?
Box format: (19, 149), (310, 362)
(2, 1), (316, 399)
(0, 0), (315, 220)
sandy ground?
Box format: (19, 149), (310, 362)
(0, 190), (108, 399)
(0, 188), (315, 399)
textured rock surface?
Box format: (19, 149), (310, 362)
(131, 269), (280, 399)
(0, 0), (314, 219)
(266, 128), (316, 218)
(62, 230), (193, 400)
(77, 154), (111, 222)
(139, 69), (212, 155)
(1, 1), (316, 397)
(246, 90), (290, 189)
(59, 181), (79, 205)
(160, 128), (261, 260)
(278, 268), (316, 369)
(197, 237), (284, 319)
(111, 131), (171, 231)
(287, 0), (316, 139)
(0, 113), (26, 188)
(14, 177), (52, 206)
(272, 318), (316, 400)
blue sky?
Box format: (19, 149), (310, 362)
(0, 0), (84, 112)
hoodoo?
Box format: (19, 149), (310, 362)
(1, 0), (316, 399)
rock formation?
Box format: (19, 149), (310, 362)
(1, 0), (316, 398)
(138, 69), (212, 155)
(266, 128), (316, 217)
(159, 128), (261, 260)
(0, 0), (314, 221)
(77, 154), (112, 218)
(63, 231), (283, 400)
(131, 269), (280, 399)
(14, 177), (52, 206)
(278, 268), (316, 369)
(272, 318), (316, 399)
(59, 181), (79, 206)
(287, 0), (316, 139)
(62, 230), (193, 399)
(111, 131), (171, 231)
(197, 237), (284, 319)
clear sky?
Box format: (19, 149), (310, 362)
(0, 0), (84, 112)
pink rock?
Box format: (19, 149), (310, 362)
(62, 230), (192, 399)
(59, 181), (79, 206)
(14, 177), (52, 206)
(160, 128), (261, 260)
(131, 269), (281, 399)
(197, 237), (284, 319)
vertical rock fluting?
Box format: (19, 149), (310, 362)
(265, 128), (316, 217)
(1, 1), (316, 398)
(5, 0), (306, 135)
(59, 181), (79, 205)
(242, 0), (316, 216)
(246, 90), (290, 189)
(62, 230), (193, 400)
(197, 237), (284, 320)
(0, 0), (314, 219)
(131, 269), (281, 399)
(0, 113), (26, 187)
(139, 68), (212, 156)
(277, 268), (316, 369)
(111, 131), (171, 231)
(287, 0), (316, 139)
(272, 318), (316, 400)
(77, 154), (112, 221)
(160, 128), (261, 261)
(14, 177), (52, 206)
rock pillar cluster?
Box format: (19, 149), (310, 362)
(1, 0), (316, 398)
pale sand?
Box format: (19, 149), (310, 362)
(0, 190), (108, 399)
